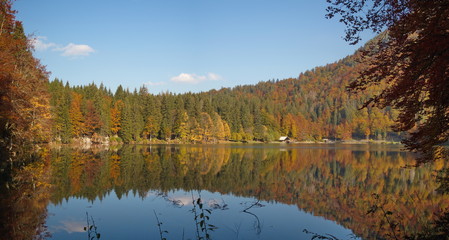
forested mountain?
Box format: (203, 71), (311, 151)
(0, 0), (399, 146)
(48, 45), (401, 144)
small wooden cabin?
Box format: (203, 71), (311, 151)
(279, 136), (290, 142)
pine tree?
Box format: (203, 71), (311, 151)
(159, 94), (175, 140)
(119, 99), (133, 142)
(49, 79), (72, 142)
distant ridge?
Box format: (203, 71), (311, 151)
(49, 37), (401, 143)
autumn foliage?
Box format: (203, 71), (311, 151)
(326, 0), (449, 163)
(47, 49), (402, 145)
(48, 146), (449, 239)
(0, 0), (51, 154)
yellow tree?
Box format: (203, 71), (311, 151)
(143, 114), (161, 141)
(27, 96), (51, 142)
(335, 121), (352, 140)
(69, 92), (85, 137)
(223, 121), (231, 141)
(188, 117), (202, 143)
(174, 111), (189, 141)
(282, 114), (297, 138)
(199, 112), (214, 142)
(110, 100), (123, 136)
(212, 112), (225, 141)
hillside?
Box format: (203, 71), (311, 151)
(48, 45), (401, 144)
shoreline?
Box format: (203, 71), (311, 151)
(48, 138), (403, 149)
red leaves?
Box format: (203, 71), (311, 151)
(0, 0), (51, 147)
(329, 0), (449, 163)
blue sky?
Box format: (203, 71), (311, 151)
(15, 0), (375, 94)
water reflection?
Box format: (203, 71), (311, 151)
(2, 144), (447, 239)
(0, 151), (52, 240)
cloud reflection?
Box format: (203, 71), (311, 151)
(50, 219), (85, 234)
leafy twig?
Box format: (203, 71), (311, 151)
(191, 192), (217, 240)
(84, 212), (101, 240)
(153, 210), (168, 240)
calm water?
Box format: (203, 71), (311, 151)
(2, 144), (448, 240)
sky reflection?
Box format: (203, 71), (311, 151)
(47, 189), (357, 240)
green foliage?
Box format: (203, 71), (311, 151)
(49, 79), (72, 143)
(191, 194), (217, 240)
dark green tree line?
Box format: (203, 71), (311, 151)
(47, 45), (402, 144)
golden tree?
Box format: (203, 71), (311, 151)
(110, 100), (123, 136)
(0, 0), (51, 150)
(69, 92), (85, 137)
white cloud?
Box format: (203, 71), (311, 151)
(30, 36), (56, 51)
(171, 73), (203, 84)
(56, 43), (95, 57)
(170, 72), (222, 84)
(207, 72), (221, 81)
(30, 36), (95, 57)
(145, 81), (166, 86)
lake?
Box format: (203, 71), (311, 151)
(1, 144), (448, 240)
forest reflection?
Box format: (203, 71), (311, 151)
(45, 144), (448, 239)
(0, 150), (53, 240)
